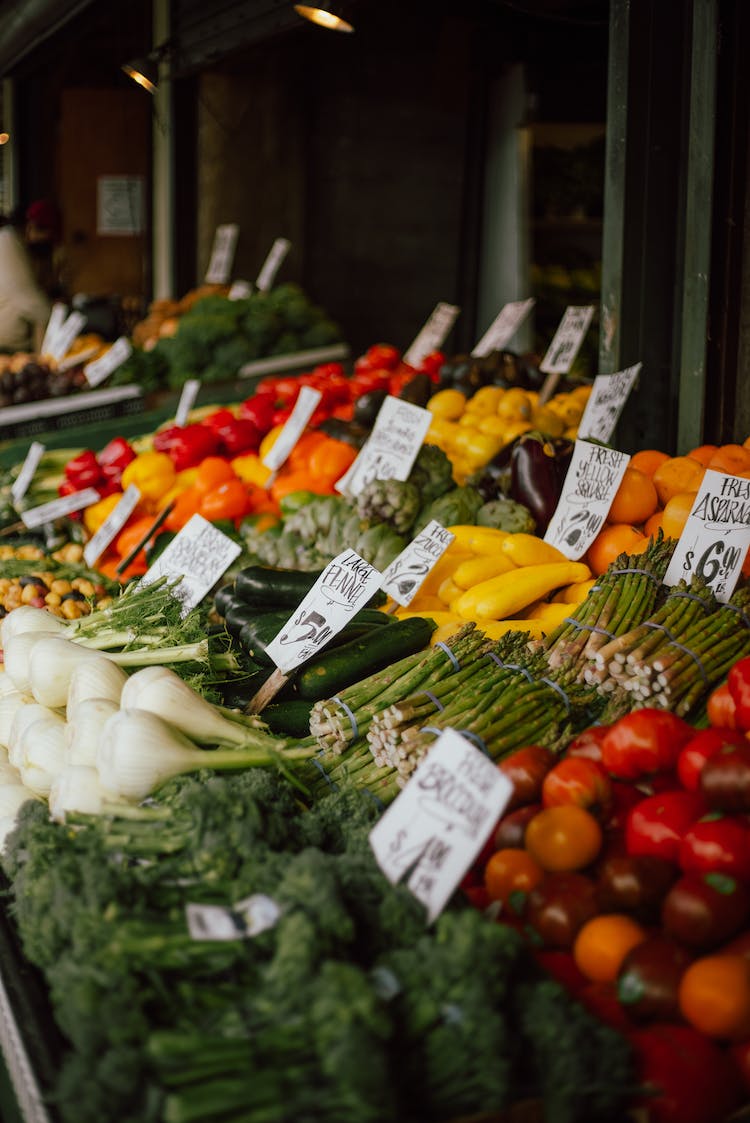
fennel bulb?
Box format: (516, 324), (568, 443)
(49, 765), (106, 821)
(67, 658), (128, 713)
(97, 709), (279, 801)
(18, 716), (68, 796)
(1, 605), (66, 649)
(0, 691), (32, 749)
(4, 630), (63, 694)
(0, 782), (37, 820)
(8, 704), (65, 768)
(28, 637), (109, 709)
(120, 666), (256, 747)
(0, 671), (20, 698)
(65, 698), (119, 767)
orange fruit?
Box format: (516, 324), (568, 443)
(688, 444), (718, 467)
(644, 511), (665, 540)
(483, 848), (545, 903)
(574, 914), (647, 983)
(652, 456), (706, 506)
(707, 444), (750, 475)
(660, 491), (697, 540)
(629, 449), (670, 477)
(608, 467), (659, 525)
(586, 524), (648, 576)
(679, 955), (750, 1041)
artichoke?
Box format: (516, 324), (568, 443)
(407, 443), (455, 506)
(412, 486), (484, 536)
(356, 478), (421, 535)
(476, 498), (536, 534)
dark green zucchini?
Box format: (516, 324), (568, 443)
(295, 616), (436, 701)
(262, 700), (314, 738)
(239, 609), (393, 666)
(234, 564), (388, 609)
(214, 584), (237, 618)
(224, 603), (269, 639)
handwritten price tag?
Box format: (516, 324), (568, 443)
(262, 386), (322, 472)
(380, 521), (455, 607)
(265, 550), (382, 674)
(186, 895), (281, 941)
(140, 514), (242, 615)
(228, 280), (253, 301)
(539, 305), (595, 375)
(83, 485), (141, 567)
(45, 310), (87, 363)
(472, 298), (535, 358)
(84, 337), (133, 388)
(403, 302), (460, 368)
(21, 487), (101, 529)
(370, 728), (513, 922)
(41, 303), (66, 356)
(544, 440), (631, 560)
(11, 442), (45, 504)
(256, 238), (291, 292)
(205, 224), (239, 285)
(663, 469), (750, 601)
(336, 395), (432, 497)
(175, 379), (201, 427)
(578, 363), (641, 443)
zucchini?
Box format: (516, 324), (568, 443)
(295, 616), (436, 701)
(234, 565), (388, 610)
(214, 584), (236, 618)
(219, 668), (297, 710)
(262, 700), (314, 738)
(224, 603), (270, 640)
(239, 609), (392, 666)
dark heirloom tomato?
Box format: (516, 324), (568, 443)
(578, 981), (634, 1033)
(729, 1038), (750, 1095)
(541, 757), (612, 817)
(679, 814), (750, 883)
(699, 742), (750, 812)
(596, 853), (678, 923)
(628, 1023), (744, 1123)
(662, 873), (750, 950)
(525, 871), (599, 949)
(626, 790), (707, 863)
(601, 709), (693, 780)
(617, 936), (693, 1023)
(497, 745), (556, 811)
(492, 803), (541, 850)
(677, 728), (746, 791)
(606, 780), (644, 831)
(532, 949), (588, 996)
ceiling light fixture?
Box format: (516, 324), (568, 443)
(294, 1), (355, 33)
(121, 42), (172, 94)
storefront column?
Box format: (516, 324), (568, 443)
(152, 0), (174, 300)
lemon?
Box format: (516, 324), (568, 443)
(427, 388), (467, 420)
(497, 387), (532, 421)
(531, 407), (565, 437)
(466, 385), (504, 415)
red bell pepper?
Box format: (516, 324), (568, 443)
(153, 423), (220, 471)
(418, 350), (446, 378)
(97, 436), (136, 483)
(214, 417), (261, 457)
(238, 394), (276, 433)
(57, 478), (85, 518)
(203, 409), (237, 433)
(64, 449), (102, 490)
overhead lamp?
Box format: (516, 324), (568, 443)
(121, 42), (172, 94)
(294, 1), (355, 33)
(0, 134), (9, 146)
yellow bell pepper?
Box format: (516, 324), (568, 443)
(259, 425), (285, 462)
(232, 452), (274, 488)
(83, 493), (122, 534)
(121, 452), (176, 503)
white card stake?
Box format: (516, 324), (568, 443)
(370, 728), (513, 923)
(265, 550), (382, 674)
(83, 337), (133, 388)
(256, 237), (291, 292)
(544, 440), (631, 560)
(10, 442), (45, 504)
(539, 305), (596, 375)
(471, 298), (535, 358)
(21, 486), (101, 529)
(205, 223), (239, 285)
(175, 379), (201, 428)
(83, 485), (141, 567)
(140, 514), (242, 616)
(380, 521), (455, 607)
(45, 310), (87, 363)
(262, 385), (322, 472)
(228, 280), (253, 301)
(403, 302), (460, 368)
(336, 396), (432, 497)
(578, 363), (642, 443)
(663, 469), (750, 602)
(41, 303), (66, 356)
(186, 895), (281, 942)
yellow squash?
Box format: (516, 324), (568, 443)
(454, 561), (592, 621)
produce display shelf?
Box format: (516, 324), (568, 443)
(237, 342), (349, 379)
(0, 387), (144, 443)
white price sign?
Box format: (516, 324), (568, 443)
(41, 303), (66, 356)
(265, 550), (382, 674)
(471, 298), (535, 358)
(578, 363), (642, 443)
(186, 895), (281, 942)
(83, 337), (133, 388)
(539, 305), (596, 375)
(21, 487), (101, 529)
(262, 386), (322, 472)
(369, 728), (513, 922)
(175, 379), (201, 428)
(663, 469), (750, 601)
(45, 310), (87, 363)
(544, 440), (631, 560)
(380, 521), (455, 607)
(336, 395), (432, 497)
(403, 302), (460, 368)
(10, 442), (45, 504)
(83, 485), (141, 567)
(205, 224), (239, 285)
(140, 514), (242, 615)
(255, 238), (291, 292)
(228, 280), (253, 301)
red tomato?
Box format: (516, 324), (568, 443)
(532, 949), (588, 996)
(677, 728), (746, 791)
(626, 790), (707, 863)
(601, 709), (693, 780)
(679, 814), (750, 883)
(628, 1023), (744, 1123)
(525, 870), (599, 949)
(707, 682), (737, 730)
(699, 742), (750, 813)
(729, 1038), (750, 1094)
(497, 745), (556, 811)
(492, 803), (541, 850)
(606, 780), (645, 831)
(565, 725), (609, 762)
(578, 980), (634, 1033)
(728, 656), (750, 732)
(541, 757), (612, 817)
(662, 873), (750, 950)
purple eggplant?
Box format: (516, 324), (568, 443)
(510, 434), (574, 533)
